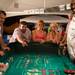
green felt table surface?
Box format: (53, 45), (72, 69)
(0, 42), (75, 75)
(3, 54), (75, 75)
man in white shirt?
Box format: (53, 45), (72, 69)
(9, 21), (31, 47)
(67, 0), (75, 63)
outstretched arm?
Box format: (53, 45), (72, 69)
(16, 34), (28, 47)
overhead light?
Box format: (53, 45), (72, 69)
(66, 3), (71, 10)
(59, 5), (65, 11)
(39, 8), (44, 14)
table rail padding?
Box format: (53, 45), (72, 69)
(8, 41), (59, 54)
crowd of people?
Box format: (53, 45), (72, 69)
(8, 19), (67, 55)
(0, 9), (72, 71)
(0, 0), (75, 73)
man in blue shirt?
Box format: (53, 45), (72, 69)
(0, 10), (10, 56)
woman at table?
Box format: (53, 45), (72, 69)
(59, 25), (67, 55)
(46, 22), (60, 44)
(32, 20), (46, 43)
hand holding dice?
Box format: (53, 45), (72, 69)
(22, 39), (28, 47)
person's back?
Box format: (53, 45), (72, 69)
(0, 10), (10, 72)
(67, 16), (75, 59)
(67, 0), (75, 63)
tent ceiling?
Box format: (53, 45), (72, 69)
(20, 15), (68, 23)
(4, 14), (68, 27)
(0, 0), (70, 24)
(0, 0), (71, 11)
